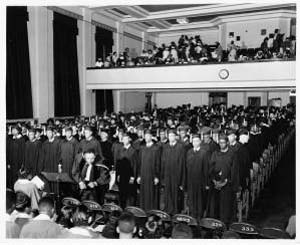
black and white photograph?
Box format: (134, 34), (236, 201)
(3, 0), (297, 241)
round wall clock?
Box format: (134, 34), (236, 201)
(219, 69), (229, 80)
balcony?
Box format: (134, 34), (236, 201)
(86, 59), (296, 91)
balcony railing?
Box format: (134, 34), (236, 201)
(86, 59), (296, 91)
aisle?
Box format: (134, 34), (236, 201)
(247, 135), (296, 229)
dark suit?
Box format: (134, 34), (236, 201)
(72, 154), (110, 202)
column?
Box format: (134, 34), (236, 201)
(27, 6), (54, 123)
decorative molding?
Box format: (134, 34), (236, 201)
(147, 40), (156, 47)
(123, 31), (143, 41)
(47, 6), (83, 20)
(91, 20), (117, 32)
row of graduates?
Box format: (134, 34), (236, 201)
(6, 108), (291, 225)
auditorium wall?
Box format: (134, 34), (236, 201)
(26, 6), (157, 122)
(154, 91), (209, 108)
(225, 16), (291, 49)
(153, 91), (290, 108)
(119, 91), (147, 113)
(157, 29), (218, 46)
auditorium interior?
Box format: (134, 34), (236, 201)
(5, 3), (296, 240)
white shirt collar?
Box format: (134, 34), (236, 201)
(16, 212), (31, 219)
(48, 137), (55, 143)
(13, 134), (22, 139)
(124, 144), (131, 150)
(146, 142), (153, 147)
(34, 213), (51, 221)
(67, 136), (73, 141)
(30, 138), (37, 143)
(194, 146), (201, 152)
(169, 141), (177, 146)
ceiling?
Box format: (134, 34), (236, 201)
(88, 3), (296, 34)
(138, 4), (208, 12)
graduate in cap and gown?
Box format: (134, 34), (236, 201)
(41, 126), (61, 173)
(208, 133), (239, 226)
(24, 128), (42, 176)
(59, 127), (79, 177)
(116, 133), (140, 208)
(78, 125), (103, 163)
(186, 134), (210, 221)
(7, 125), (26, 188)
(137, 129), (160, 211)
(201, 127), (219, 160)
(236, 128), (252, 191)
(161, 129), (186, 215)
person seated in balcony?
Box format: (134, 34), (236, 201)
(140, 49), (148, 58)
(170, 46), (178, 63)
(126, 57), (135, 67)
(124, 47), (130, 62)
(290, 35), (296, 57)
(260, 37), (269, 54)
(104, 56), (111, 68)
(162, 46), (170, 62)
(117, 53), (126, 67)
(177, 44), (186, 63)
(214, 42), (223, 62)
(228, 41), (237, 61)
(95, 58), (104, 68)
(283, 36), (291, 56)
(111, 52), (118, 67)
(254, 50), (264, 60)
(267, 33), (274, 51)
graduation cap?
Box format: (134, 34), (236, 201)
(147, 210), (171, 222)
(229, 222), (259, 235)
(200, 126), (211, 136)
(172, 214), (197, 226)
(102, 203), (123, 213)
(226, 128), (237, 135)
(62, 197), (81, 207)
(199, 218), (226, 230)
(167, 128), (177, 135)
(125, 206), (147, 218)
(81, 200), (102, 211)
(259, 227), (290, 239)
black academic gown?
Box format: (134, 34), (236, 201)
(112, 141), (123, 170)
(7, 135), (26, 188)
(116, 145), (139, 208)
(236, 143), (252, 190)
(186, 147), (210, 220)
(161, 141), (186, 215)
(201, 139), (219, 160)
(77, 137), (103, 162)
(24, 139), (42, 176)
(139, 143), (160, 211)
(60, 137), (79, 177)
(208, 148), (239, 225)
(41, 138), (61, 172)
(100, 140), (113, 170)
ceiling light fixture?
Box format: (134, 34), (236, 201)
(176, 17), (189, 24)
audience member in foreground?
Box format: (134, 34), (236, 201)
(19, 197), (63, 238)
(117, 212), (137, 239)
(6, 190), (20, 238)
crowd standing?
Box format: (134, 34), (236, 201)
(94, 29), (296, 68)
(6, 103), (295, 238)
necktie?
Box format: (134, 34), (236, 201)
(81, 163), (89, 181)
